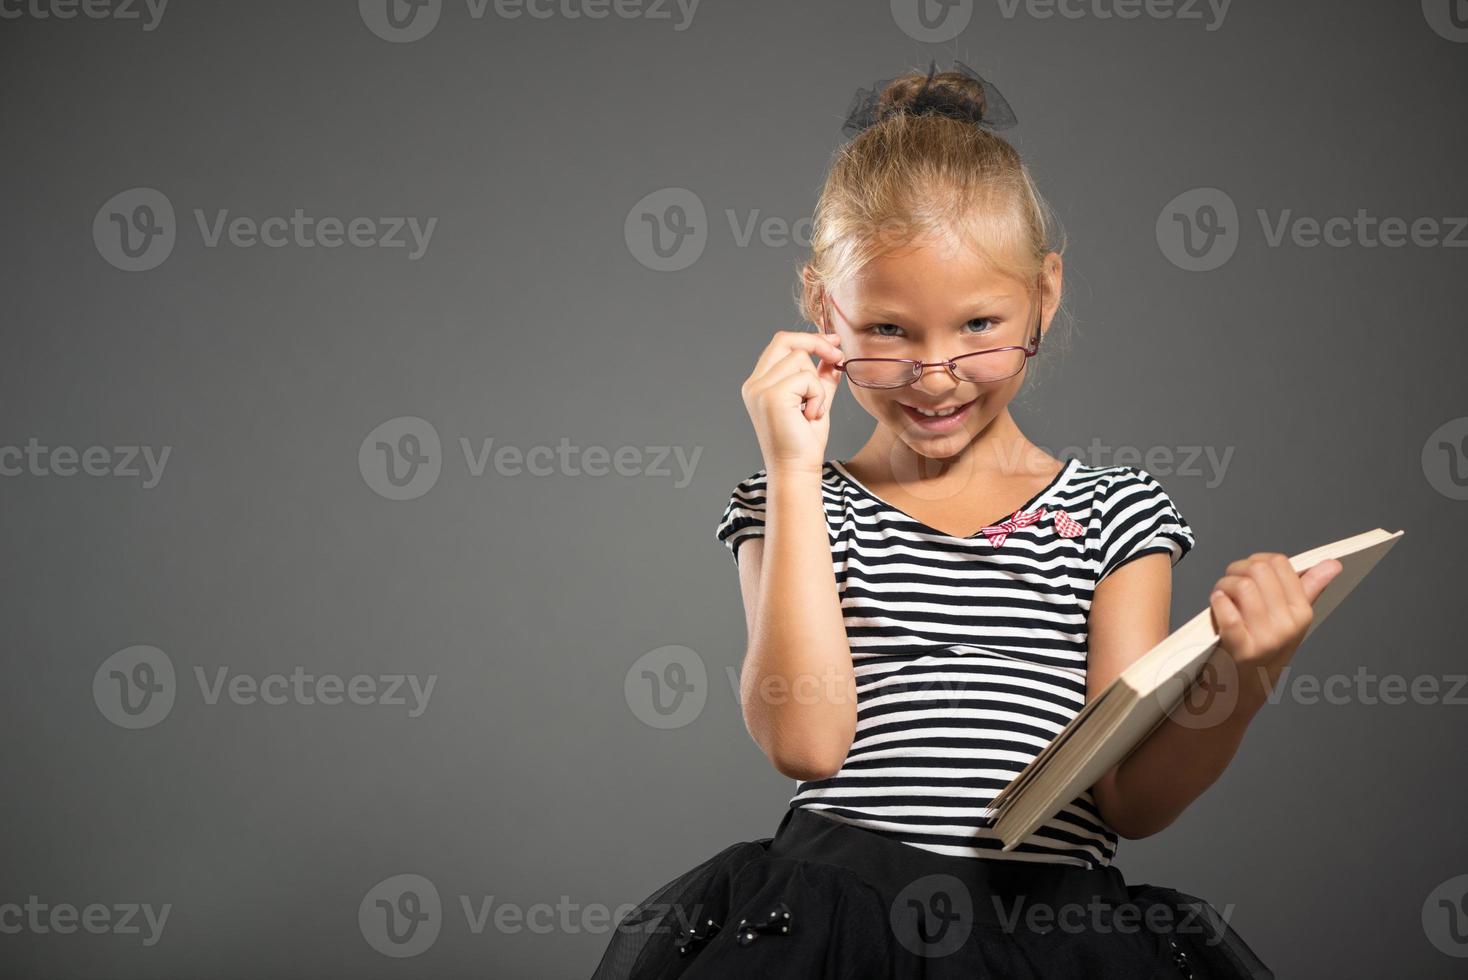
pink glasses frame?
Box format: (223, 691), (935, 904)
(820, 280), (1045, 390)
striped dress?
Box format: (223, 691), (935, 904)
(714, 456), (1195, 869)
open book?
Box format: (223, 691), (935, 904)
(985, 528), (1404, 850)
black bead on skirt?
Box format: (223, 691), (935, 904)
(589, 807), (1273, 980)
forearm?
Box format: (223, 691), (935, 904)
(1096, 648), (1275, 838)
(741, 470), (856, 779)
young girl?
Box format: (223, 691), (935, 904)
(591, 61), (1341, 980)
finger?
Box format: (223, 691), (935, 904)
(1241, 553), (1295, 636)
(1210, 588), (1255, 661)
(759, 360), (827, 420)
(1217, 568), (1271, 638)
(1297, 558), (1344, 606)
(748, 352), (839, 411)
(757, 352), (824, 398)
(1267, 553), (1314, 627)
(759, 348), (821, 382)
(754, 330), (844, 375)
(795, 368), (827, 420)
(813, 357), (842, 418)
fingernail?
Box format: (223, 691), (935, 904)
(1211, 590), (1225, 603)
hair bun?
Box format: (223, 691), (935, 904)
(840, 60), (1017, 139)
(880, 68), (988, 124)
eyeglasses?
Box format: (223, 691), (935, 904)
(821, 281), (1044, 390)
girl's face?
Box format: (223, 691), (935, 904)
(822, 234), (1061, 462)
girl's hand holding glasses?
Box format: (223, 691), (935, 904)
(739, 330), (844, 478)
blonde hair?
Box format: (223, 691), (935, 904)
(795, 66), (1068, 342)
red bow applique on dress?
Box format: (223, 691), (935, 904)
(979, 507), (1047, 548)
(1052, 509), (1085, 539)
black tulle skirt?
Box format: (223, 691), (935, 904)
(590, 806), (1273, 979)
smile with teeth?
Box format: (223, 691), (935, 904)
(901, 397), (976, 417)
(897, 396), (978, 428)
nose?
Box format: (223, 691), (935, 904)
(909, 358), (959, 396)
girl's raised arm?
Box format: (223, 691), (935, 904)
(730, 330), (855, 782)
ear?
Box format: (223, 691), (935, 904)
(798, 263), (829, 332)
(1039, 251), (1063, 335)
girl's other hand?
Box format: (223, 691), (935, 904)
(1208, 553), (1345, 706)
(740, 330), (844, 477)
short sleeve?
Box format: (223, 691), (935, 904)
(1094, 467), (1196, 583)
(714, 469), (770, 564)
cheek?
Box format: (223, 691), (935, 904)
(851, 385), (901, 419)
(993, 366), (1029, 403)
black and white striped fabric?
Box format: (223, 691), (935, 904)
(714, 456), (1195, 868)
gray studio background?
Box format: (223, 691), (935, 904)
(3, 1), (1466, 977)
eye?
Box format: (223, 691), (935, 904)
(863, 318), (997, 338)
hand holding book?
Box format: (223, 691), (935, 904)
(987, 529), (1402, 849)
(1205, 553), (1345, 712)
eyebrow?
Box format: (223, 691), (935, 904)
(858, 295), (1018, 322)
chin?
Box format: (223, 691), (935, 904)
(895, 424), (981, 461)
(886, 401), (988, 448)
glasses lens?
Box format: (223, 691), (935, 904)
(950, 348), (1028, 383)
(843, 359), (916, 388)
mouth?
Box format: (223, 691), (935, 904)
(897, 396), (978, 432)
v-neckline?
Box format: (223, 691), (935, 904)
(828, 457), (1074, 541)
